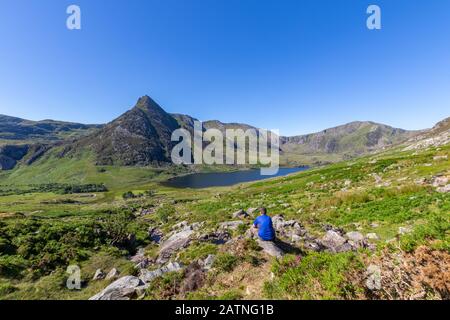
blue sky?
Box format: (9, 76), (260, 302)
(0, 0), (449, 136)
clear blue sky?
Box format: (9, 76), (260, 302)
(0, 0), (449, 136)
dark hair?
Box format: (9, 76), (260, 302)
(259, 207), (267, 215)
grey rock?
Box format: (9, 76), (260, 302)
(130, 248), (147, 263)
(366, 233), (380, 240)
(157, 228), (194, 264)
(89, 276), (143, 300)
(105, 268), (120, 280)
(219, 220), (244, 231)
(322, 230), (346, 248)
(366, 265), (382, 291)
(172, 221), (189, 231)
(139, 262), (183, 283)
(202, 254), (216, 271)
(345, 231), (364, 242)
(398, 226), (412, 235)
(437, 184), (450, 193)
(93, 269), (106, 281)
(232, 209), (249, 219)
(432, 176), (448, 187)
(148, 227), (163, 244)
(257, 239), (284, 258)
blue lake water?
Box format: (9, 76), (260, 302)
(163, 167), (308, 189)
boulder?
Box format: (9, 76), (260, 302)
(198, 231), (231, 244)
(232, 209), (249, 219)
(257, 239), (284, 258)
(365, 265), (382, 291)
(398, 226), (412, 235)
(432, 176), (448, 187)
(148, 227), (163, 244)
(366, 233), (380, 240)
(130, 247), (149, 267)
(172, 221), (189, 230)
(437, 184), (450, 193)
(219, 221), (244, 231)
(139, 262), (183, 283)
(157, 228), (194, 264)
(92, 269), (106, 281)
(89, 276), (143, 300)
(247, 208), (258, 216)
(345, 232), (364, 242)
(202, 254), (216, 271)
(322, 230), (346, 249)
(105, 268), (120, 280)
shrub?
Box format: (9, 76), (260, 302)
(264, 252), (364, 299)
(213, 253), (239, 272)
(0, 255), (28, 278)
(145, 272), (184, 300)
(122, 191), (136, 200)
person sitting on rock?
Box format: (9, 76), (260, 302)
(252, 207), (275, 241)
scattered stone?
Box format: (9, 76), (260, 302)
(232, 209), (249, 219)
(90, 276), (143, 300)
(172, 221), (189, 231)
(105, 268), (120, 280)
(202, 254), (216, 271)
(257, 239), (284, 258)
(398, 226), (412, 235)
(135, 260), (151, 270)
(322, 230), (347, 250)
(139, 262), (183, 283)
(148, 227), (163, 244)
(93, 269), (106, 281)
(366, 233), (380, 240)
(247, 208), (258, 216)
(181, 262), (206, 294)
(219, 220), (244, 231)
(436, 184), (450, 193)
(130, 248), (146, 263)
(157, 228), (194, 264)
(345, 231), (364, 241)
(198, 231), (231, 244)
(370, 222), (379, 228)
(372, 173), (383, 184)
(432, 176), (448, 187)
(433, 155), (448, 161)
(365, 265), (382, 291)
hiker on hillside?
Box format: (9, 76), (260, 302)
(252, 207), (275, 241)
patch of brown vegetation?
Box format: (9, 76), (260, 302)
(366, 244), (449, 300)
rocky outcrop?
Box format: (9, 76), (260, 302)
(139, 262), (183, 283)
(0, 145), (29, 170)
(156, 223), (201, 264)
(232, 209), (249, 219)
(106, 268), (120, 280)
(92, 269), (106, 281)
(219, 221), (244, 231)
(89, 276), (143, 300)
(257, 239), (284, 258)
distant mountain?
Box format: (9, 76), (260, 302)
(279, 121), (420, 165)
(0, 114), (101, 143)
(76, 96), (180, 166)
(1, 95), (447, 171)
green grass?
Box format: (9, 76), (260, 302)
(0, 141), (448, 300)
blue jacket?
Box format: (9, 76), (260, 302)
(254, 215), (275, 241)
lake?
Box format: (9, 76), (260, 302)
(163, 167), (308, 189)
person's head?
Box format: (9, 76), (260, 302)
(259, 207), (267, 216)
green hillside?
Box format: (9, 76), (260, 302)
(0, 137), (448, 300)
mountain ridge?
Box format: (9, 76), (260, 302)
(0, 95), (446, 170)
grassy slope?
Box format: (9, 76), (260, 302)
(0, 143), (448, 300)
